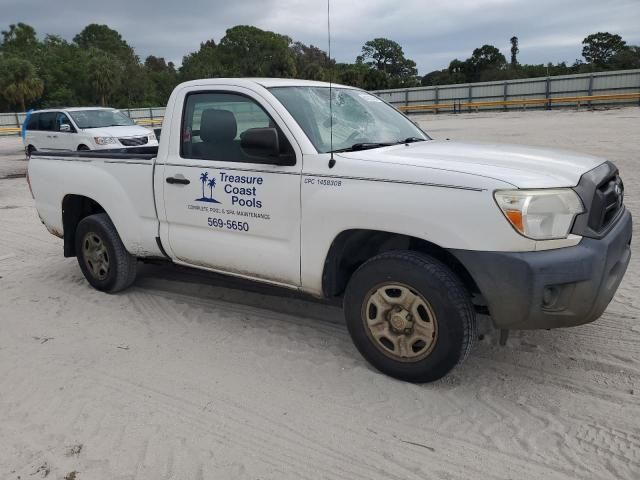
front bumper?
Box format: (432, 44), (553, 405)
(451, 209), (632, 330)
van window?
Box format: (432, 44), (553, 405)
(25, 113), (39, 131)
(38, 112), (57, 131)
(55, 113), (74, 132)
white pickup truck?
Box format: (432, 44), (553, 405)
(27, 78), (632, 382)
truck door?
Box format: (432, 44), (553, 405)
(159, 89), (302, 287)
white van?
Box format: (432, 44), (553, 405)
(23, 107), (159, 155)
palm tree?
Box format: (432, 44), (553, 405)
(87, 50), (121, 106)
(199, 172), (208, 198)
(0, 57), (44, 111)
(207, 178), (216, 199)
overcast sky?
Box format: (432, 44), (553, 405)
(2, 0), (639, 73)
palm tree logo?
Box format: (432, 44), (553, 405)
(196, 171), (220, 203)
(199, 172), (208, 198)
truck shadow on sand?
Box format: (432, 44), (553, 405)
(131, 262), (520, 387)
(134, 262), (345, 325)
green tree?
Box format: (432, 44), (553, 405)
(87, 50), (122, 106)
(180, 40), (225, 80)
(36, 35), (88, 107)
(464, 45), (507, 81)
(1, 23), (39, 58)
(582, 32), (627, 66)
(335, 62), (369, 88)
(608, 45), (640, 70)
(510, 36), (519, 66)
(218, 26), (296, 77)
(359, 38), (418, 86)
(74, 24), (136, 63)
(144, 56), (178, 105)
(291, 42), (330, 80)
(470, 45), (506, 70)
(360, 38), (402, 72)
(0, 57), (44, 111)
(421, 69), (451, 86)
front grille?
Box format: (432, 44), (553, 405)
(589, 174), (624, 232)
(119, 136), (149, 147)
(572, 161), (624, 238)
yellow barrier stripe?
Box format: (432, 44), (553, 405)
(399, 92), (640, 112)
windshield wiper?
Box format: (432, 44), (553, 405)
(331, 142), (395, 153)
(399, 137), (426, 144)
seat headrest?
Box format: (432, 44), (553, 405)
(200, 109), (237, 143)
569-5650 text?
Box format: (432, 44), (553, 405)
(207, 217), (250, 232)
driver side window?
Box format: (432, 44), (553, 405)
(55, 113), (74, 132)
(181, 92), (294, 164)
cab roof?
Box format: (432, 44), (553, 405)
(177, 77), (356, 90)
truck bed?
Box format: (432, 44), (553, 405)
(28, 145), (163, 259)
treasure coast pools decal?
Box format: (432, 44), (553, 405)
(187, 171), (270, 233)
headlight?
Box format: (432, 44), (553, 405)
(94, 136), (117, 145)
(494, 189), (584, 240)
(148, 133), (156, 142)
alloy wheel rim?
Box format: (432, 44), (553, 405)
(362, 283), (438, 362)
(82, 232), (110, 280)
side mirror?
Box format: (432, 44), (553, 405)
(240, 127), (279, 159)
(60, 124), (71, 132)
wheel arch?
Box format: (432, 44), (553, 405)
(321, 229), (482, 304)
(62, 194), (106, 257)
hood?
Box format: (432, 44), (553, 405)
(81, 124), (152, 138)
(338, 140), (605, 188)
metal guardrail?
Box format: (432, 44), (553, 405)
(398, 92), (640, 113)
(375, 69), (640, 113)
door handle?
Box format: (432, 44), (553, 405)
(166, 176), (190, 185)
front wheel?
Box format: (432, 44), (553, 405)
(75, 213), (137, 293)
(26, 144), (36, 159)
(344, 251), (476, 383)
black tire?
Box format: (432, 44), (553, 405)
(344, 251), (476, 383)
(75, 213), (137, 293)
(26, 145), (36, 159)
(77, 144), (90, 151)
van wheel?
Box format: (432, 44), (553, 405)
(75, 213), (137, 293)
(344, 251), (476, 383)
(26, 145), (36, 159)
(77, 144), (90, 151)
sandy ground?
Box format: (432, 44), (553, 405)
(1, 107), (639, 480)
(0, 136), (26, 179)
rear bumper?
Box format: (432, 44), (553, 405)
(451, 209), (632, 329)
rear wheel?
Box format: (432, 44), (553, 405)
(75, 213), (137, 293)
(77, 144), (90, 151)
(344, 251), (476, 383)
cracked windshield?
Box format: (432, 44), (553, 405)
(270, 86), (428, 153)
